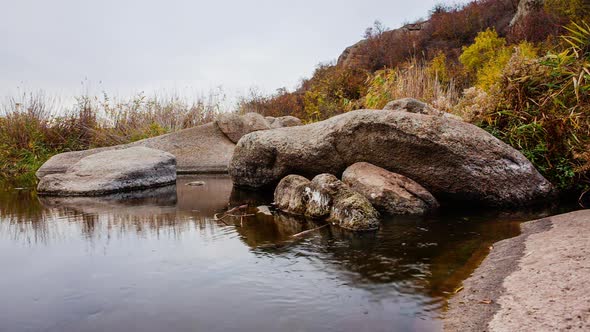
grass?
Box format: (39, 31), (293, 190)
(0, 90), (226, 187)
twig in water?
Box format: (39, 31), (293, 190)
(214, 205), (250, 226)
(291, 224), (329, 238)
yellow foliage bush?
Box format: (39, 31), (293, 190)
(460, 29), (538, 91)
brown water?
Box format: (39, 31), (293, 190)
(0, 175), (566, 332)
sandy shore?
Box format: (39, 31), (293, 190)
(445, 209), (590, 331)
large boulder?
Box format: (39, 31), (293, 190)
(342, 162), (439, 215)
(37, 147), (176, 196)
(36, 122), (234, 179)
(216, 112), (271, 143)
(274, 174), (380, 231)
(230, 109), (553, 206)
(384, 98), (462, 121)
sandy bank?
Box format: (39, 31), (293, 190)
(445, 209), (590, 331)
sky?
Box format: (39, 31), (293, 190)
(0, 0), (451, 105)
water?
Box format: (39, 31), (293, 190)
(0, 175), (568, 332)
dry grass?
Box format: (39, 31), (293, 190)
(364, 58), (461, 112)
(0, 90), (227, 186)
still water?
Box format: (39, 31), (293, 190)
(0, 175), (567, 332)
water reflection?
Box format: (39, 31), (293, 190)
(0, 175), (576, 332)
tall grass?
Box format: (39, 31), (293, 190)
(364, 58), (461, 112)
(0, 90), (226, 186)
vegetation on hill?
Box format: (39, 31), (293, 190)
(239, 0), (590, 193)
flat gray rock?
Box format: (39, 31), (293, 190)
(36, 122), (236, 179)
(230, 109), (553, 207)
(37, 147), (176, 196)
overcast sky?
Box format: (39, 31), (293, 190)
(0, 0), (450, 104)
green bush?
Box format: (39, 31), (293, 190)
(469, 22), (590, 189)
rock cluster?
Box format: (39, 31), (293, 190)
(274, 174), (380, 231)
(230, 107), (553, 207)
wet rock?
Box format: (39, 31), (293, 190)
(273, 175), (311, 216)
(216, 112), (271, 143)
(342, 162), (439, 215)
(274, 174), (380, 231)
(383, 98), (462, 121)
(230, 109), (553, 207)
(256, 205), (273, 216)
(37, 147), (176, 196)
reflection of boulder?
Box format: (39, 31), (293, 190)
(38, 147), (176, 196)
(233, 211), (325, 249)
(229, 186), (273, 207)
(38, 185), (178, 216)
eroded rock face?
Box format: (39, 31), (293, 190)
(231, 109), (553, 206)
(216, 112), (271, 144)
(274, 174), (380, 231)
(37, 147), (176, 196)
(383, 98), (462, 121)
(342, 162), (439, 215)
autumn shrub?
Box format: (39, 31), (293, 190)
(463, 22), (590, 189)
(425, 0), (518, 49)
(301, 63), (368, 121)
(460, 29), (538, 91)
(352, 20), (426, 72)
(508, 6), (566, 43)
(237, 87), (305, 120)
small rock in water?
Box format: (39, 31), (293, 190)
(186, 181), (206, 186)
(256, 205), (273, 216)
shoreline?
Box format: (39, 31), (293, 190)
(444, 209), (590, 331)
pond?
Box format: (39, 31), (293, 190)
(0, 175), (570, 332)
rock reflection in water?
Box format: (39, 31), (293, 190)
(0, 175), (578, 332)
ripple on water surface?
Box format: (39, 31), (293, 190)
(0, 175), (571, 332)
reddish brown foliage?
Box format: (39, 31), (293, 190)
(238, 88), (306, 119)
